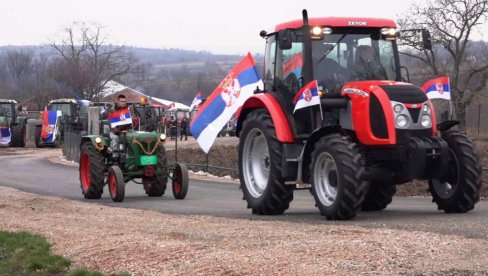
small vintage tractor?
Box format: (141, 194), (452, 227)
(0, 99), (27, 147)
(35, 98), (89, 147)
(236, 10), (483, 220)
(79, 130), (189, 202)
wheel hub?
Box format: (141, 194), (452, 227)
(243, 129), (269, 198)
(314, 152), (338, 207)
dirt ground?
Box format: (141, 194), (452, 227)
(1, 137), (488, 275)
(1, 187), (488, 275)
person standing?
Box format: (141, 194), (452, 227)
(180, 115), (189, 141)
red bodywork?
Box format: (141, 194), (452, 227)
(341, 81), (437, 145)
(275, 17), (397, 32)
(240, 94), (295, 143)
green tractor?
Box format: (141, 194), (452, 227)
(79, 131), (189, 202)
(35, 98), (89, 147)
(0, 99), (27, 147)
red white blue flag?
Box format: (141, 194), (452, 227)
(0, 127), (11, 145)
(109, 108), (133, 128)
(293, 80), (321, 113)
(41, 109), (61, 143)
(190, 53), (263, 153)
(421, 76), (451, 100)
(283, 52), (303, 78)
(189, 92), (203, 111)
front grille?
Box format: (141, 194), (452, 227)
(369, 93), (388, 139)
(396, 129), (432, 144)
(408, 108), (421, 123)
(380, 85), (428, 103)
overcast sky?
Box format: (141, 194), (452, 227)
(1, 0), (482, 55)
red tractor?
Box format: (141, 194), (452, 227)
(236, 10), (483, 220)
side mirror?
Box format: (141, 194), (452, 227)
(422, 29), (432, 50)
(278, 30), (292, 50)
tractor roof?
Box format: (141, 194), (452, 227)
(0, 99), (18, 104)
(48, 98), (78, 104)
(274, 17), (397, 32)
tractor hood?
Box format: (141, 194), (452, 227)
(126, 131), (161, 142)
(339, 80), (435, 145)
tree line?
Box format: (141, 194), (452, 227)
(0, 0), (487, 131)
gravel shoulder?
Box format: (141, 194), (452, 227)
(1, 186), (488, 275)
(1, 138), (488, 274)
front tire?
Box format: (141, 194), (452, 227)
(108, 166), (125, 202)
(361, 183), (396, 211)
(79, 142), (105, 199)
(310, 134), (366, 220)
(239, 109), (293, 215)
(428, 130), (482, 213)
(172, 163), (189, 199)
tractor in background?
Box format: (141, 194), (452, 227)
(0, 99), (27, 147)
(35, 99), (90, 147)
(236, 10), (482, 220)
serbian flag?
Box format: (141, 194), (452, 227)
(41, 109), (61, 143)
(293, 80), (321, 113)
(109, 108), (133, 128)
(0, 127), (11, 146)
(190, 53), (263, 153)
(189, 92), (203, 111)
(283, 52), (303, 78)
(422, 76), (451, 100)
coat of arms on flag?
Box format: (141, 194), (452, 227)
(293, 80), (321, 113)
(422, 76), (451, 100)
(109, 108), (133, 128)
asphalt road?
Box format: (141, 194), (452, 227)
(1, 153), (487, 239)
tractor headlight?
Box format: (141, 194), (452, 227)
(119, 144), (124, 151)
(160, 134), (166, 141)
(312, 26), (323, 36)
(394, 104), (404, 114)
(95, 137), (102, 144)
(396, 115), (409, 128)
(422, 104), (430, 113)
(420, 115), (432, 128)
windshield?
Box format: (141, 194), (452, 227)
(49, 103), (72, 116)
(312, 31), (396, 93)
(0, 103), (13, 117)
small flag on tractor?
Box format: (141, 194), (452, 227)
(293, 80), (321, 113)
(422, 76), (451, 100)
(109, 108), (133, 128)
(0, 127), (11, 146)
(190, 53), (263, 153)
(189, 92), (203, 111)
(41, 108), (61, 143)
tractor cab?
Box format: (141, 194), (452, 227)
(47, 99), (90, 132)
(261, 16), (431, 135)
(0, 100), (17, 125)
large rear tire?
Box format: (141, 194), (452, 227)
(10, 124), (25, 147)
(428, 130), (482, 213)
(79, 142), (105, 199)
(143, 147), (168, 197)
(361, 183), (396, 211)
(34, 126), (43, 148)
(239, 109), (293, 215)
(310, 134), (366, 220)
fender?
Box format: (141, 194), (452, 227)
(80, 135), (109, 151)
(237, 93), (295, 143)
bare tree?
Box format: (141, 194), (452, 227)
(48, 22), (138, 101)
(397, 0), (488, 130)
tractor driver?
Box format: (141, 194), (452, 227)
(109, 94), (133, 156)
(351, 45), (387, 81)
(313, 43), (350, 94)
